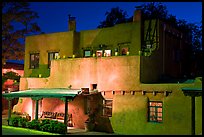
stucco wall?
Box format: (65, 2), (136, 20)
(110, 80), (202, 135)
(47, 56), (140, 91)
(24, 32), (74, 77)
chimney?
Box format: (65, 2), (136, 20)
(133, 6), (142, 22)
(68, 14), (76, 31)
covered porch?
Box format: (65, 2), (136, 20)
(2, 88), (81, 134)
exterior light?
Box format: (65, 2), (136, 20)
(126, 51), (130, 55)
(72, 55), (75, 58)
(138, 50), (142, 56)
(93, 53), (95, 57)
(63, 55), (66, 58)
(115, 52), (118, 56)
(38, 74), (42, 78)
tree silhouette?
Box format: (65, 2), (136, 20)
(97, 7), (128, 28)
(2, 2), (42, 65)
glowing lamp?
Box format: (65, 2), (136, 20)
(127, 51), (130, 55)
(138, 50), (142, 56)
(72, 54), (75, 58)
(115, 52), (118, 56)
(38, 74), (42, 78)
(63, 55), (66, 58)
(93, 53), (95, 57)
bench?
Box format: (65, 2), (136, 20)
(40, 111), (73, 126)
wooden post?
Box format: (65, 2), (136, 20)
(35, 100), (39, 120)
(64, 97), (68, 134)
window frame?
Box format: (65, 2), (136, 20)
(30, 53), (39, 69)
(84, 50), (91, 57)
(48, 52), (59, 68)
(148, 101), (163, 123)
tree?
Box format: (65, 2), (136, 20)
(97, 7), (128, 28)
(2, 2), (41, 65)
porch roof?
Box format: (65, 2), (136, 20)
(2, 88), (81, 98)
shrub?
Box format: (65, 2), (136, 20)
(19, 117), (29, 128)
(53, 122), (67, 134)
(27, 119), (40, 130)
(9, 117), (21, 127)
(40, 123), (52, 132)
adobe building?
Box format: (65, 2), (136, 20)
(3, 8), (202, 135)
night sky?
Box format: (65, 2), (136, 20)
(29, 2), (202, 33)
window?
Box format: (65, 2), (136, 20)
(84, 50), (91, 57)
(104, 50), (111, 57)
(30, 53), (39, 69)
(103, 99), (113, 117)
(148, 101), (163, 122)
(121, 47), (129, 55)
(48, 52), (59, 68)
(96, 50), (103, 57)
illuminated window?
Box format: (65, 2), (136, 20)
(103, 99), (112, 117)
(48, 52), (59, 68)
(121, 47), (129, 55)
(96, 50), (103, 57)
(30, 53), (39, 69)
(148, 101), (163, 122)
(84, 50), (91, 57)
(104, 50), (111, 57)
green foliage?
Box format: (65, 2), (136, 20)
(8, 116), (21, 127)
(19, 117), (29, 127)
(2, 71), (21, 83)
(27, 119), (41, 130)
(53, 122), (67, 134)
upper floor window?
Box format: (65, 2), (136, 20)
(148, 101), (163, 123)
(96, 50), (103, 57)
(48, 52), (59, 68)
(104, 50), (111, 57)
(84, 50), (91, 57)
(30, 53), (39, 69)
(121, 47), (129, 55)
(103, 99), (113, 117)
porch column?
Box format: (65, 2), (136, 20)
(182, 88), (202, 135)
(31, 97), (42, 120)
(64, 97), (68, 134)
(7, 97), (14, 120)
(191, 96), (195, 135)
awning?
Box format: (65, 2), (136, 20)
(181, 87), (202, 97)
(2, 88), (81, 98)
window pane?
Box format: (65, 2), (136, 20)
(149, 102), (156, 106)
(121, 47), (128, 55)
(150, 107), (155, 111)
(84, 50), (91, 57)
(157, 103), (162, 106)
(157, 112), (162, 117)
(104, 50), (111, 57)
(96, 50), (103, 57)
(30, 53), (39, 69)
(157, 108), (162, 112)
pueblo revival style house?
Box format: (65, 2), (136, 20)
(3, 8), (202, 135)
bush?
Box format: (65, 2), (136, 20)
(27, 119), (41, 130)
(19, 117), (29, 128)
(8, 117), (21, 127)
(53, 122), (67, 134)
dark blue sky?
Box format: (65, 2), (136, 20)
(29, 2), (202, 34)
